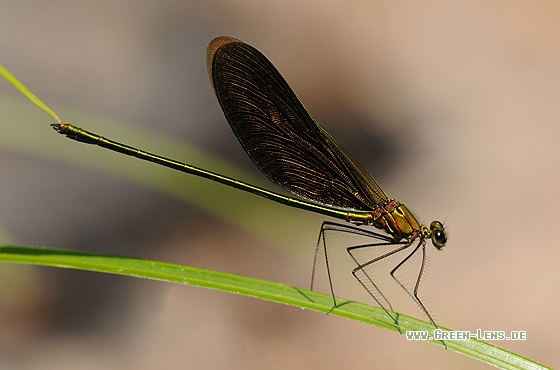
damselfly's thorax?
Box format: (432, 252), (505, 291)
(372, 200), (420, 240)
(346, 199), (447, 249)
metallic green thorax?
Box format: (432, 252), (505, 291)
(346, 199), (424, 241)
(375, 203), (422, 240)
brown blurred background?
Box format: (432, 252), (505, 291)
(0, 1), (559, 368)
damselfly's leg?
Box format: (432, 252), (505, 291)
(388, 240), (447, 348)
(348, 240), (413, 331)
(389, 240), (437, 326)
(311, 221), (394, 309)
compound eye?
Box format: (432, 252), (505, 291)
(429, 221), (447, 249)
(431, 229), (447, 249)
(430, 221), (443, 231)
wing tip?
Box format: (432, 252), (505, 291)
(206, 36), (243, 84)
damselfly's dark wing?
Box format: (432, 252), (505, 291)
(207, 36), (388, 211)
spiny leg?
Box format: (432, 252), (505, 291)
(348, 241), (412, 312)
(311, 221), (394, 310)
(348, 241), (413, 332)
(312, 221), (336, 308)
(389, 241), (435, 326)
(389, 240), (447, 348)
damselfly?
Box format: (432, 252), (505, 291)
(52, 36), (447, 333)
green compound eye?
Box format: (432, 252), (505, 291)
(430, 221), (447, 249)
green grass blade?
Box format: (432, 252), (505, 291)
(0, 63), (62, 123)
(0, 245), (550, 370)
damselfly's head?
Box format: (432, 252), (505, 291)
(429, 221), (447, 250)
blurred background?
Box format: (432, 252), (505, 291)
(0, 0), (559, 368)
